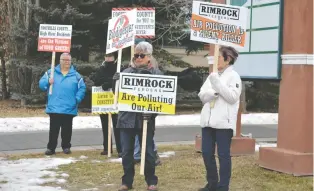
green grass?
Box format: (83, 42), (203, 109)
(5, 145), (313, 191)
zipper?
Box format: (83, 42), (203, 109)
(208, 104), (212, 127)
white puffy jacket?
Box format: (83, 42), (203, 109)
(198, 66), (242, 136)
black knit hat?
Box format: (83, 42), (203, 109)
(105, 52), (118, 59)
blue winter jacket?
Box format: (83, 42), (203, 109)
(39, 64), (86, 116)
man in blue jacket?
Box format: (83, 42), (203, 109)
(39, 53), (86, 155)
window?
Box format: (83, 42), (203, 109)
(231, 0), (248, 6)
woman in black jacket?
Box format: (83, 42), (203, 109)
(93, 52), (122, 157)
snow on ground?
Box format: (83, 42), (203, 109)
(0, 113), (278, 133)
(0, 144), (277, 191)
(255, 143), (277, 151)
(0, 157), (76, 191)
(79, 155), (88, 159)
(107, 158), (122, 163)
(159, 151), (175, 158)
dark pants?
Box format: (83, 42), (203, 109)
(202, 127), (233, 191)
(100, 114), (122, 153)
(120, 127), (158, 187)
(47, 113), (74, 151)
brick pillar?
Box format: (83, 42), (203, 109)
(194, 0), (255, 156)
(258, 0), (313, 176)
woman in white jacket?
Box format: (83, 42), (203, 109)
(198, 46), (242, 191)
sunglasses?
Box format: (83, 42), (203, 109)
(134, 54), (148, 59)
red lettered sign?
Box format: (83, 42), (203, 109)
(37, 24), (72, 53)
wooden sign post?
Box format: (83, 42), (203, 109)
(213, 45), (220, 73)
(107, 113), (112, 157)
(109, 49), (122, 158)
(190, 1), (250, 155)
(49, 51), (56, 95)
(37, 24), (72, 94)
(117, 73), (177, 175)
(106, 9), (136, 158)
(111, 7), (156, 173)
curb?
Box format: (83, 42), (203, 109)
(0, 139), (277, 157)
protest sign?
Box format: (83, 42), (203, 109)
(38, 24), (72, 52)
(190, 1), (248, 48)
(118, 73), (177, 115)
(37, 24), (72, 94)
(91, 87), (118, 114)
(106, 9), (136, 54)
(112, 7), (155, 38)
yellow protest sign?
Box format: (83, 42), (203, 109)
(118, 73), (177, 115)
(91, 86), (118, 114)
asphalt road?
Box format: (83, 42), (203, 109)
(0, 124), (277, 153)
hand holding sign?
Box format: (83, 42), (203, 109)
(49, 78), (54, 85)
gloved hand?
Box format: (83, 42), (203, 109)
(113, 72), (120, 80)
(142, 113), (152, 120)
(101, 82), (111, 91)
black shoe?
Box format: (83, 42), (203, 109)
(216, 187), (228, 191)
(198, 188), (209, 191)
(101, 150), (108, 155)
(63, 148), (71, 154)
(45, 149), (55, 155)
(118, 184), (132, 191)
(198, 184), (216, 191)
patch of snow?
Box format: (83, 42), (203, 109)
(79, 155), (88, 159)
(60, 173), (69, 178)
(0, 157), (76, 191)
(159, 151), (175, 158)
(56, 179), (66, 184)
(91, 160), (102, 163)
(105, 184), (115, 186)
(0, 113), (278, 133)
(255, 143), (277, 152)
(107, 158), (122, 163)
(81, 188), (99, 191)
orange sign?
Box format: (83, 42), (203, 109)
(190, 1), (248, 49)
(37, 24), (72, 53)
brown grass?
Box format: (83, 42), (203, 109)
(6, 145), (313, 191)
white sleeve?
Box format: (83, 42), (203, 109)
(210, 72), (242, 105)
(198, 78), (218, 104)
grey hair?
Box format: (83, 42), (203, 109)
(60, 53), (71, 59)
(135, 41), (153, 55)
(149, 56), (159, 69)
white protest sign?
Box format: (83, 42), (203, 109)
(190, 1), (248, 48)
(38, 24), (72, 52)
(106, 9), (136, 54)
(112, 7), (155, 38)
(118, 73), (177, 115)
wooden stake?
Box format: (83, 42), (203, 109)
(140, 119), (148, 175)
(213, 45), (220, 73)
(108, 113), (112, 158)
(113, 49), (122, 109)
(130, 45), (135, 66)
(49, 52), (56, 95)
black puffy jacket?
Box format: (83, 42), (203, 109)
(93, 61), (117, 91)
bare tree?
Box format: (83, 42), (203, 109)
(152, 0), (192, 45)
(0, 0), (10, 99)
